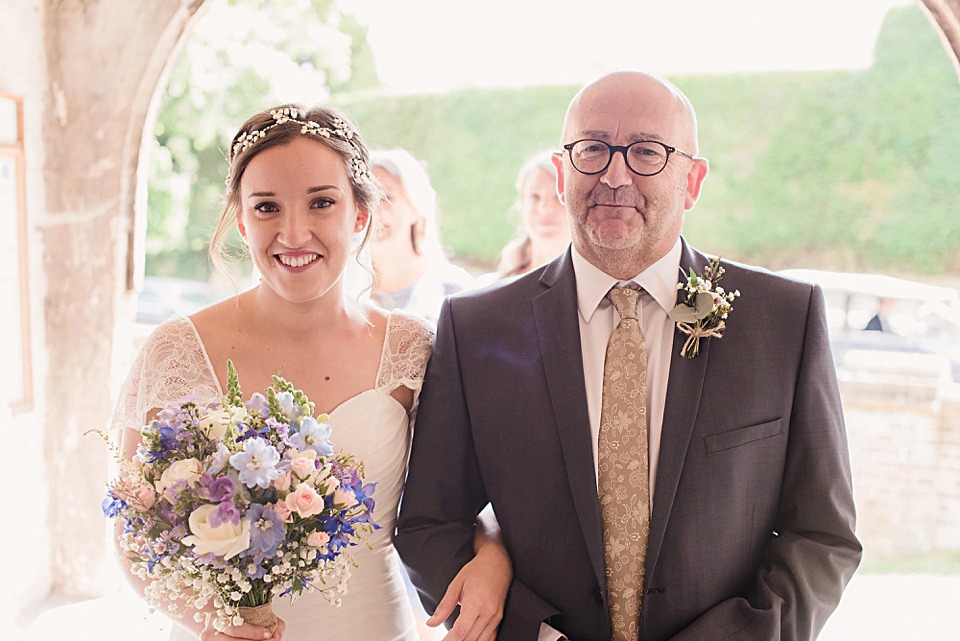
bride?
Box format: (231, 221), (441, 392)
(113, 105), (511, 641)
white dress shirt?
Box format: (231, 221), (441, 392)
(539, 239), (681, 641)
(572, 238), (681, 504)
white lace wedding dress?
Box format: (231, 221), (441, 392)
(112, 310), (433, 641)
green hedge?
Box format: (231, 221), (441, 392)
(337, 5), (960, 276)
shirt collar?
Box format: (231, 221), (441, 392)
(572, 238), (683, 323)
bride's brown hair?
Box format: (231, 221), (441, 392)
(209, 104), (381, 276)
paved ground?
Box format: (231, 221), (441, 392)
(14, 573), (960, 640)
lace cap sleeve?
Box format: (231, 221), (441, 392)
(111, 316), (222, 436)
(375, 310), (434, 412)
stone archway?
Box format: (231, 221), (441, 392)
(38, 0), (209, 597)
(922, 0), (960, 78)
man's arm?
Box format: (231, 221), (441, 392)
(670, 285), (862, 641)
(395, 298), (561, 641)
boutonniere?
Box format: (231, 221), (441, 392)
(668, 257), (739, 359)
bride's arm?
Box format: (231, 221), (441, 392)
(427, 505), (513, 641)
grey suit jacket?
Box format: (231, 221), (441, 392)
(395, 240), (861, 641)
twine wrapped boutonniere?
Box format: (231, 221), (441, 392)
(668, 257), (739, 359)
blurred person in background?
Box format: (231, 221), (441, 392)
(369, 149), (474, 322)
(495, 151), (572, 279)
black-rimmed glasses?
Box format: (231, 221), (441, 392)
(562, 139), (695, 176)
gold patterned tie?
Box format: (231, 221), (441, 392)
(598, 285), (650, 641)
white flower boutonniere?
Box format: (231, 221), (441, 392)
(668, 257), (739, 359)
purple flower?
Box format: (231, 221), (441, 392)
(209, 500), (241, 528)
(245, 504), (286, 557)
(230, 438), (281, 489)
(208, 477), (235, 503)
(244, 392), (270, 418)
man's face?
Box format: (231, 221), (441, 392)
(555, 73), (707, 277)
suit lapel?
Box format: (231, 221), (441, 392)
(645, 240), (712, 584)
(533, 251), (607, 591)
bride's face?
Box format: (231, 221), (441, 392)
(237, 137), (369, 304)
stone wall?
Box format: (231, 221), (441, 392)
(840, 350), (960, 559)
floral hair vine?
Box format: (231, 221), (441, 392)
(668, 257), (739, 359)
(231, 107), (373, 183)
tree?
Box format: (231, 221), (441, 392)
(146, 0), (378, 280)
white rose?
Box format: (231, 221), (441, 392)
(199, 410), (228, 440)
(155, 458), (202, 497)
(225, 405), (249, 425)
(182, 504), (251, 559)
(199, 406), (247, 440)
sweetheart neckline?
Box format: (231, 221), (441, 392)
(184, 315), (409, 419)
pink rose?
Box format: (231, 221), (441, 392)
(285, 483), (324, 517)
(270, 500), (293, 523)
(271, 470), (292, 491)
(313, 464), (336, 490)
(333, 489), (358, 510)
(135, 486), (156, 511)
(307, 531), (330, 547)
(289, 449), (320, 481)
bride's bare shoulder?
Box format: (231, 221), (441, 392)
(188, 294), (244, 334)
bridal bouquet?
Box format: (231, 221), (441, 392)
(98, 362), (378, 632)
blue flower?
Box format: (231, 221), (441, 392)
(102, 495), (125, 518)
(244, 560), (268, 579)
(230, 438), (281, 489)
(138, 423), (179, 463)
(245, 504), (286, 558)
(289, 416), (334, 457)
(320, 514), (357, 555)
(351, 482), (380, 529)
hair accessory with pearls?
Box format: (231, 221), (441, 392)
(231, 107), (372, 182)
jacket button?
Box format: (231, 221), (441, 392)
(592, 586), (604, 604)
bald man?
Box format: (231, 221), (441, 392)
(396, 71), (860, 641)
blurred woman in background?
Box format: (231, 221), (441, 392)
(369, 149), (473, 322)
(495, 151), (571, 278)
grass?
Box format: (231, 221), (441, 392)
(860, 550), (960, 575)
